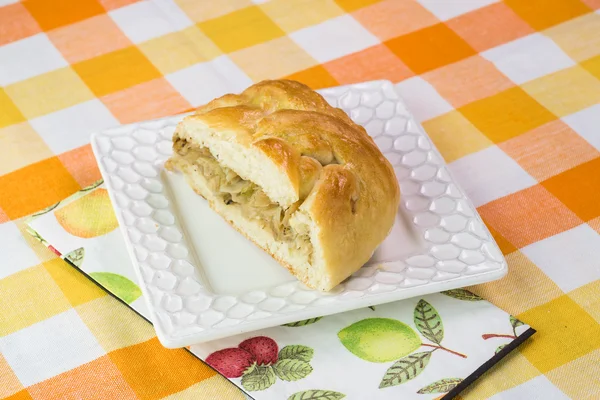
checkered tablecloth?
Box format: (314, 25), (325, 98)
(1, 0), (599, 399)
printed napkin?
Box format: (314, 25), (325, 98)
(27, 180), (534, 400)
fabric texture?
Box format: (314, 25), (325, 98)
(1, 0), (599, 399)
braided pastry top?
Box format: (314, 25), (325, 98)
(181, 80), (400, 288)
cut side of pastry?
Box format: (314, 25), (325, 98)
(166, 80), (400, 291)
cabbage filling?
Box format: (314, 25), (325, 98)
(174, 138), (312, 261)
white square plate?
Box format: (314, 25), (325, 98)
(91, 80), (507, 348)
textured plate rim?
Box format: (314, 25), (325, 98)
(91, 80), (507, 348)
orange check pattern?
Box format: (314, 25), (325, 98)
(1, 0), (600, 399)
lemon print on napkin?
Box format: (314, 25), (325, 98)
(338, 318), (421, 362)
(55, 188), (118, 238)
(89, 272), (142, 304)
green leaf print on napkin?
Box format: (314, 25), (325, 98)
(379, 351), (432, 388)
(273, 358), (313, 381)
(64, 247), (85, 267)
(32, 201), (61, 217)
(25, 226), (53, 251)
(80, 179), (104, 192)
(283, 317), (322, 327)
(241, 365), (276, 391)
(414, 299), (444, 344)
(287, 390), (346, 399)
(338, 318), (421, 362)
(371, 299), (467, 389)
(510, 315), (524, 329)
(279, 345), (314, 362)
(441, 288), (483, 301)
(417, 378), (463, 394)
(89, 272), (142, 304)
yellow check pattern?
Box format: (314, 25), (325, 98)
(1, 0), (600, 399)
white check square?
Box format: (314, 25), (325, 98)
(418, 0), (499, 20)
(395, 77), (453, 123)
(0, 222), (40, 280)
(521, 224), (600, 293)
(448, 146), (537, 207)
(489, 375), (570, 400)
(290, 15), (379, 63)
(0, 34), (68, 86)
(0, 309), (105, 386)
(153, 0), (195, 28)
(30, 100), (119, 154)
(166, 56), (252, 106)
(562, 104), (600, 152)
(481, 33), (576, 84)
(109, 0), (192, 44)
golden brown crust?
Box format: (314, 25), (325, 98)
(175, 79), (400, 290)
(298, 156), (322, 200)
(253, 137), (301, 199)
